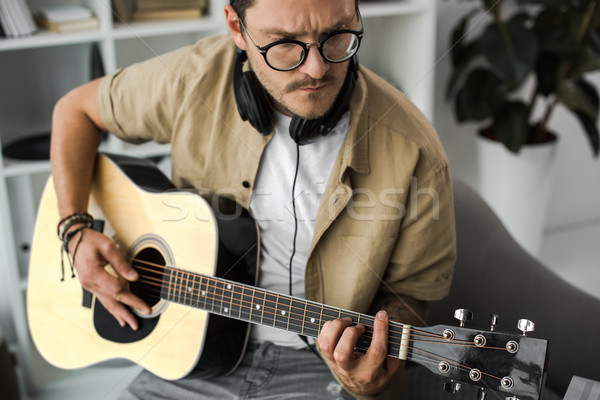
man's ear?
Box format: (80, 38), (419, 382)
(224, 4), (246, 50)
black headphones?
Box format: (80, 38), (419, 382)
(233, 48), (358, 145)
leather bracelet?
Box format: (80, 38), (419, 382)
(57, 212), (94, 241)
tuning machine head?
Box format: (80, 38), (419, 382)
(517, 319), (535, 336)
(443, 380), (462, 393)
(453, 308), (473, 327)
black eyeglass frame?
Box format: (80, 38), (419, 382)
(238, 10), (364, 72)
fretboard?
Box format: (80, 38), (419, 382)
(159, 267), (412, 360)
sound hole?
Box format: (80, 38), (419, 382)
(130, 247), (166, 309)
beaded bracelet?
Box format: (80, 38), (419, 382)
(60, 222), (93, 281)
(57, 212), (94, 241)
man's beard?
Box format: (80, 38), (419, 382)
(249, 59), (346, 120)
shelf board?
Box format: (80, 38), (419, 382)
(0, 29), (106, 52)
(111, 17), (223, 40)
(2, 159), (51, 177)
(360, 0), (429, 18)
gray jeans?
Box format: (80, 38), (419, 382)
(118, 341), (354, 399)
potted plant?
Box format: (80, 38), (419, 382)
(447, 0), (600, 156)
(446, 0), (600, 255)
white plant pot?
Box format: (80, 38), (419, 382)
(476, 135), (558, 256)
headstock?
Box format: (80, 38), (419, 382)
(408, 309), (549, 400)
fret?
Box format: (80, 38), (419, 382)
(182, 272), (191, 306)
(263, 292), (277, 327)
(206, 277), (216, 311)
(274, 295), (291, 331)
(161, 267), (173, 300)
(241, 285), (253, 322)
(304, 302), (322, 338)
(273, 294), (280, 327)
(321, 305), (342, 324)
(289, 298), (307, 334)
(192, 275), (201, 308)
(214, 280), (225, 314)
(249, 289), (265, 325)
(339, 309), (360, 323)
(231, 283), (245, 320)
(174, 269), (183, 304)
(199, 276), (209, 310)
(223, 282), (234, 317)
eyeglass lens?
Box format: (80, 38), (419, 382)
(266, 32), (360, 70)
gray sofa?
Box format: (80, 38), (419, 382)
(402, 180), (600, 400)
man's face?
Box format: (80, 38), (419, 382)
(234, 0), (358, 119)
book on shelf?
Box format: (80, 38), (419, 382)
(38, 5), (94, 24)
(34, 5), (98, 34)
(135, 0), (208, 11)
(0, 0), (37, 38)
(131, 8), (203, 21)
(112, 0), (205, 22)
(34, 15), (99, 34)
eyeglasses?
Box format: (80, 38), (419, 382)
(238, 11), (364, 71)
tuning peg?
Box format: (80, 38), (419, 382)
(517, 319), (535, 336)
(490, 314), (499, 331)
(454, 308), (473, 327)
(443, 380), (462, 393)
(477, 388), (487, 400)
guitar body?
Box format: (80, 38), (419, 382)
(27, 153), (258, 380)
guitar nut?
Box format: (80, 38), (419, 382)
(438, 361), (451, 374)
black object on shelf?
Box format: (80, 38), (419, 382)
(2, 132), (51, 160)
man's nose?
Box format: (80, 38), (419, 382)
(298, 45), (330, 79)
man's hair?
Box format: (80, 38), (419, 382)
(230, 0), (359, 21)
(230, 0), (255, 21)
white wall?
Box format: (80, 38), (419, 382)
(433, 0), (600, 233)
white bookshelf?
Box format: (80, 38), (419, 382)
(0, 0), (437, 398)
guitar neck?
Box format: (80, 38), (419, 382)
(155, 267), (412, 360)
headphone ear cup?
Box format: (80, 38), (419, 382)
(233, 50), (274, 135)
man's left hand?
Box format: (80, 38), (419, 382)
(318, 310), (401, 396)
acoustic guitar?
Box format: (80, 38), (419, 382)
(27, 153), (549, 399)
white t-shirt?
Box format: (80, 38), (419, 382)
(248, 111), (350, 348)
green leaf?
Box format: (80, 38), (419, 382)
(557, 78), (599, 121)
(446, 42), (479, 99)
(480, 20), (539, 84)
(454, 68), (506, 122)
(449, 8), (479, 68)
(491, 101), (531, 153)
(569, 45), (600, 77)
(573, 110), (600, 156)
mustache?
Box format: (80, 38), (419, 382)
(285, 75), (336, 93)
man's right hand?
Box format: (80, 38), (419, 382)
(67, 227), (151, 330)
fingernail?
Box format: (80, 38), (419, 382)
(128, 271), (138, 280)
(377, 310), (388, 320)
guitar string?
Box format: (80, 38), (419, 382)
(134, 275), (504, 350)
(132, 275), (506, 385)
(128, 257), (507, 352)
(127, 266), (506, 384)
(129, 260), (507, 353)
(128, 258), (442, 343)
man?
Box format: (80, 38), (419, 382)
(50, 0), (456, 398)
